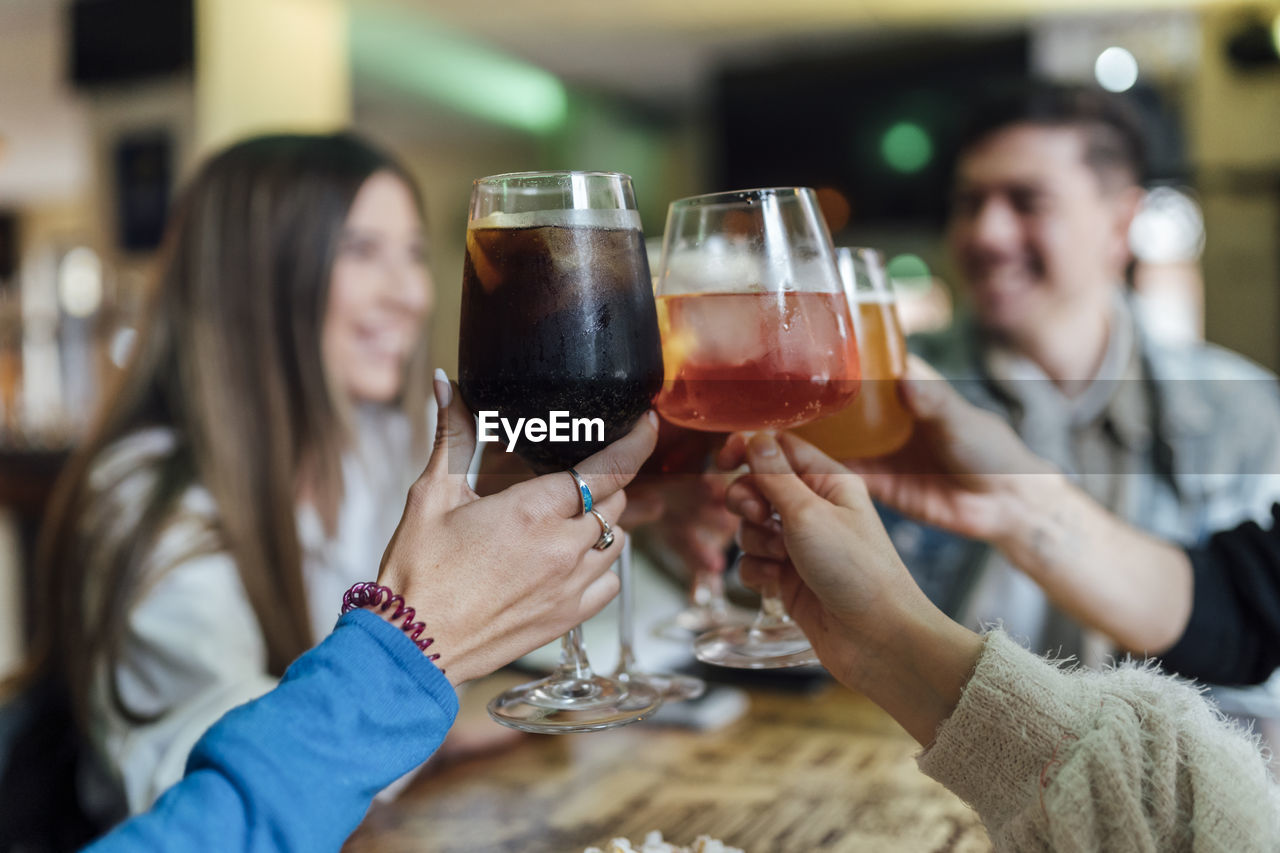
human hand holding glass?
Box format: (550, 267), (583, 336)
(720, 429), (984, 745)
(651, 187), (861, 668)
(846, 355), (1059, 545)
(376, 372), (658, 687)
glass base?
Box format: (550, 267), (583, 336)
(653, 604), (754, 640)
(619, 670), (706, 702)
(487, 673), (662, 733)
(694, 622), (820, 669)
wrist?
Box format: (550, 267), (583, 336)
(866, 602), (984, 745)
(990, 470), (1071, 566)
(343, 581), (445, 670)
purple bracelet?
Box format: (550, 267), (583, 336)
(342, 582), (443, 668)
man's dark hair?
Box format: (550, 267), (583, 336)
(953, 83), (1148, 190)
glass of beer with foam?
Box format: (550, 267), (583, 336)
(793, 247), (913, 460)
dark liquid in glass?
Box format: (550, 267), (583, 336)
(459, 223), (663, 473)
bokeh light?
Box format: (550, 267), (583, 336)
(1095, 47), (1139, 93)
(57, 247), (103, 318)
(110, 327), (137, 368)
(1129, 186), (1206, 263)
(880, 122), (933, 174)
(814, 186), (852, 233)
(890, 252), (931, 292)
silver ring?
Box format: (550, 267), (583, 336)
(588, 509), (614, 551)
(568, 468), (593, 515)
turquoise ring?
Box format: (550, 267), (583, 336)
(568, 467), (592, 515)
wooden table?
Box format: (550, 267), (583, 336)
(346, 677), (991, 853)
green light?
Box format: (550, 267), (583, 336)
(350, 10), (568, 135)
(1272, 13), (1280, 58)
(887, 254), (931, 296)
(881, 122), (933, 174)
(887, 253), (930, 281)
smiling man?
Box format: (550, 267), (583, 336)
(895, 85), (1280, 672)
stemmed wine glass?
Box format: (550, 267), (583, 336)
(458, 171), (664, 731)
(656, 568), (745, 637)
(612, 534), (706, 701)
(641, 415), (754, 640)
(652, 187), (861, 669)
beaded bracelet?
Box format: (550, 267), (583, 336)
(341, 581), (443, 668)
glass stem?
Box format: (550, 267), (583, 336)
(750, 504), (791, 635)
(692, 567), (729, 617)
(615, 535), (638, 675)
(556, 626), (594, 682)
(750, 575), (794, 638)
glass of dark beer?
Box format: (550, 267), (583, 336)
(459, 171), (664, 732)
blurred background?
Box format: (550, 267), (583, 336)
(1, 0), (1278, 674)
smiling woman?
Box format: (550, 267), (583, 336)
(10, 132), (438, 827)
(324, 172), (435, 405)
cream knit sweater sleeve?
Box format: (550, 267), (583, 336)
(918, 630), (1280, 852)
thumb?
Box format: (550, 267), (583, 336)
(423, 368), (478, 482)
(744, 433), (821, 521)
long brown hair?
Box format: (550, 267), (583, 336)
(20, 132), (430, 726)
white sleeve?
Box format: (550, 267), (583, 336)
(918, 631), (1280, 849)
(93, 547), (277, 813)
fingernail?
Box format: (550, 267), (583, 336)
(742, 499), (764, 521)
(749, 433), (779, 457)
(433, 368), (452, 409)
(646, 410), (659, 429)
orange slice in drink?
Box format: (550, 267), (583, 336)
(465, 228), (503, 294)
(656, 296), (696, 392)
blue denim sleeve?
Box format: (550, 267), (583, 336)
(84, 609), (459, 853)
